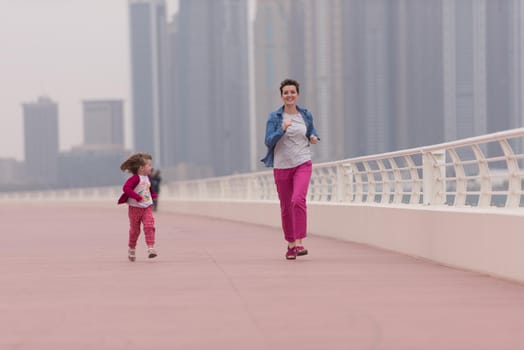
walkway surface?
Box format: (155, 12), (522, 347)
(2, 202), (524, 350)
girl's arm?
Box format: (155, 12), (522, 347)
(122, 175), (143, 201)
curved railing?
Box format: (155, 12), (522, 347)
(0, 186), (123, 202)
(3, 128), (524, 208)
(164, 128), (524, 208)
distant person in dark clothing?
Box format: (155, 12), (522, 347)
(150, 169), (162, 212)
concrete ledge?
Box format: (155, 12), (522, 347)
(161, 199), (524, 283)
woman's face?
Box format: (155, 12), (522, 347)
(281, 85), (299, 107)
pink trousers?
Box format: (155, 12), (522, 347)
(128, 205), (155, 248)
(273, 160), (312, 243)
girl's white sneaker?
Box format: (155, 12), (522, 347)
(147, 247), (157, 259)
(128, 248), (136, 262)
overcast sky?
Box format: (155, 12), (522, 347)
(0, 0), (178, 161)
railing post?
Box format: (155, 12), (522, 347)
(423, 150), (446, 205)
(336, 164), (344, 202)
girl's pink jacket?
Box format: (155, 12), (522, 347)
(117, 174), (158, 205)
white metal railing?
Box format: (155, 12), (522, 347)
(163, 128), (524, 208)
(3, 128), (524, 208)
(0, 186), (123, 202)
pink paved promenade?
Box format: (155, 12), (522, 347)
(2, 203), (524, 350)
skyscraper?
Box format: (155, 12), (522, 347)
(343, 1), (446, 157)
(213, 0), (252, 176)
(403, 1), (445, 149)
(128, 0), (168, 166)
(83, 99), (124, 146)
(303, 0), (345, 162)
(22, 96), (59, 186)
(170, 0), (252, 177)
(343, 0), (396, 157)
(169, 0), (216, 177)
(443, 0), (487, 143)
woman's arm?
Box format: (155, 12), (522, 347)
(264, 114), (285, 148)
(305, 110), (320, 141)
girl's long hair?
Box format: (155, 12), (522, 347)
(120, 153), (152, 174)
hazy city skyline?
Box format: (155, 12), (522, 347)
(0, 0), (179, 161)
(3, 0), (523, 174)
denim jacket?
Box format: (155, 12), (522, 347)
(261, 105), (320, 168)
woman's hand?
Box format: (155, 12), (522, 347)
(310, 135), (319, 144)
(282, 119), (292, 131)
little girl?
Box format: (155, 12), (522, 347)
(118, 152), (158, 262)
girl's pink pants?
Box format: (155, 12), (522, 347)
(128, 205), (155, 248)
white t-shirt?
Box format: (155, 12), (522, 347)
(274, 112), (312, 169)
(128, 175), (154, 208)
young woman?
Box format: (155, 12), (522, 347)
(261, 79), (320, 260)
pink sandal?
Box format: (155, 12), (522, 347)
(285, 246), (297, 260)
(296, 246), (308, 256)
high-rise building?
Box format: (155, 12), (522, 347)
(402, 1), (445, 149)
(303, 0), (345, 162)
(483, 0), (524, 157)
(506, 0), (524, 155)
(169, 0), (216, 177)
(82, 100), (124, 146)
(0, 158), (25, 187)
(509, 0), (524, 132)
(486, 0), (521, 134)
(343, 0), (396, 157)
(164, 16), (179, 169)
(22, 96), (59, 186)
(58, 145), (129, 188)
(128, 0), (169, 166)
(442, 0), (487, 143)
(344, 1), (446, 157)
(213, 0), (252, 176)
(170, 0), (252, 177)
